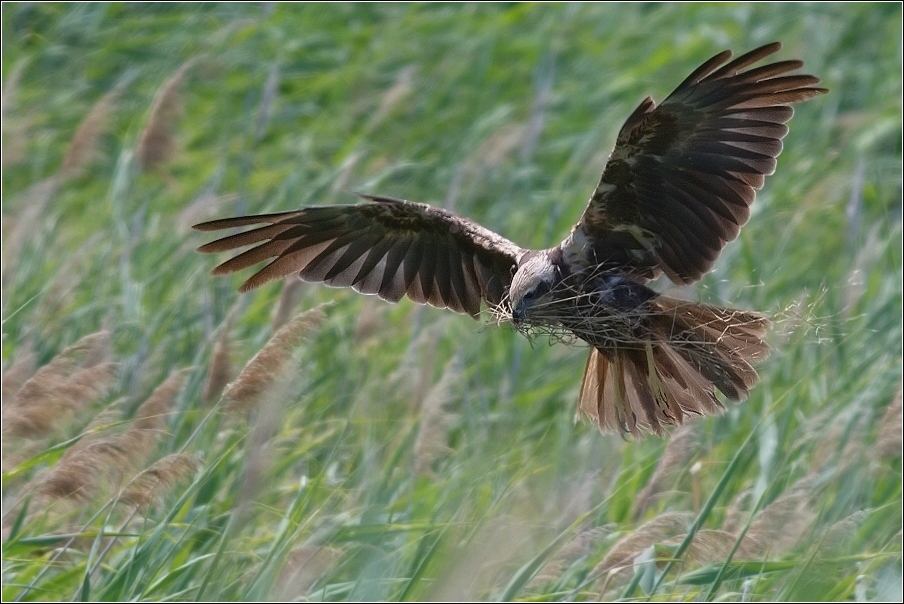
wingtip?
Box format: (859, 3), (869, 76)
(192, 220), (220, 232)
(352, 191), (377, 202)
(210, 262), (234, 276)
(353, 191), (408, 205)
(193, 218), (248, 232)
(196, 241), (221, 253)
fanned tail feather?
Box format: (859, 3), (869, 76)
(578, 296), (769, 436)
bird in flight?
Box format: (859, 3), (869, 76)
(195, 42), (826, 437)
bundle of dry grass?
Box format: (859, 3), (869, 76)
(493, 280), (769, 436)
(496, 285), (769, 366)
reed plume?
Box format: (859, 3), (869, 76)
(136, 59), (197, 172)
(224, 306), (326, 412)
(2, 332), (116, 439)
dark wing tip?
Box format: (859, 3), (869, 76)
(238, 279), (261, 293)
(753, 41), (782, 56)
(195, 201), (520, 314)
(192, 211), (302, 232)
(193, 217), (260, 231)
(210, 262), (235, 276)
(193, 219), (229, 231)
(352, 192), (407, 204)
(196, 241), (222, 253)
(719, 42), (784, 72)
(575, 40), (825, 286)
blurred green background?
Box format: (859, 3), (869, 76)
(2, 3), (901, 601)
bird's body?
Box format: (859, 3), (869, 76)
(195, 43), (825, 436)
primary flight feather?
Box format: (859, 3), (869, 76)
(195, 42), (826, 436)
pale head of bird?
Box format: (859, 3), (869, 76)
(509, 251), (559, 322)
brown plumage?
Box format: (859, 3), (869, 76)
(195, 43), (826, 436)
(195, 199), (520, 316)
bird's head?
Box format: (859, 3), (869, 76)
(509, 251), (559, 323)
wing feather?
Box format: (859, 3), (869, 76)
(566, 42), (826, 283)
(418, 239), (440, 304)
(195, 195), (523, 317)
(350, 236), (396, 293)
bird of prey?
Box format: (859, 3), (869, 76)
(195, 42), (826, 436)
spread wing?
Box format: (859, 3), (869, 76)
(567, 42), (827, 284)
(194, 194), (524, 317)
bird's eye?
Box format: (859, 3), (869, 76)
(523, 289), (537, 300)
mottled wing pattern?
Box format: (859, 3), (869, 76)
(194, 194), (523, 317)
(571, 42), (827, 284)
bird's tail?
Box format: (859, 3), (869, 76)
(577, 296), (769, 436)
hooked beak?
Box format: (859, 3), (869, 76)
(510, 300), (526, 323)
(511, 306), (524, 323)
